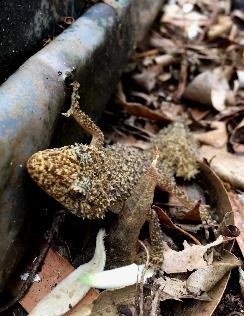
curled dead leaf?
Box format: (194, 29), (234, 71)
(183, 67), (234, 111)
(228, 191), (244, 257)
(229, 117), (244, 154)
(199, 145), (244, 190)
(186, 251), (240, 295)
(207, 15), (232, 40)
(132, 64), (162, 92)
(218, 224), (240, 238)
(175, 273), (231, 315)
(194, 121), (228, 148)
(174, 251), (239, 316)
(115, 82), (172, 123)
(90, 285), (136, 316)
(183, 70), (213, 106)
(237, 70), (244, 89)
(106, 153), (158, 268)
(239, 268), (244, 299)
(153, 205), (201, 245)
(149, 31), (178, 54)
(170, 161), (233, 229)
(156, 276), (211, 302)
(67, 289), (99, 316)
(197, 161), (234, 228)
(154, 54), (175, 66)
(211, 67), (233, 112)
(214, 105), (244, 120)
(161, 236), (224, 274)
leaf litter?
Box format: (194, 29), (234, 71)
(10, 0), (244, 315)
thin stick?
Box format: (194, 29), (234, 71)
(138, 240), (150, 316)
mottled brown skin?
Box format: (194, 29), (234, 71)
(28, 143), (149, 218)
(27, 82), (215, 231)
(27, 125), (198, 219)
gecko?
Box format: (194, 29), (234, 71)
(27, 82), (217, 234)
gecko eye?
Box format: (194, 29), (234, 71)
(68, 176), (92, 198)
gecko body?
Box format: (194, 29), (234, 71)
(28, 82), (214, 229)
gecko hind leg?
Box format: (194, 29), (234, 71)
(62, 81), (104, 148)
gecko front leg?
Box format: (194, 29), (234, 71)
(62, 81), (104, 148)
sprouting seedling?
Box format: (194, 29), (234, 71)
(80, 263), (154, 289)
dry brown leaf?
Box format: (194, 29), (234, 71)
(194, 121), (228, 148)
(177, 57), (188, 99)
(115, 82), (171, 123)
(131, 49), (159, 61)
(237, 70), (244, 89)
(183, 70), (214, 106)
(239, 268), (244, 299)
(183, 67), (233, 111)
(211, 67), (232, 112)
(168, 161), (233, 233)
(175, 272), (230, 315)
(214, 105), (244, 120)
(199, 145), (244, 190)
(159, 103), (186, 121)
(154, 54), (175, 66)
(158, 72), (171, 82)
(176, 250), (239, 316)
(161, 3), (206, 33)
(149, 32), (178, 54)
(182, 200), (203, 222)
(197, 162), (234, 229)
(154, 205), (201, 245)
(156, 276), (210, 302)
(106, 153), (158, 267)
(130, 91), (155, 105)
(132, 64), (162, 92)
(161, 236), (224, 274)
(189, 107), (210, 122)
(228, 191), (244, 257)
(229, 118), (244, 154)
(67, 289), (99, 316)
(185, 44), (219, 61)
(207, 15), (232, 40)
(160, 102), (185, 122)
(186, 251), (240, 295)
(90, 285), (136, 316)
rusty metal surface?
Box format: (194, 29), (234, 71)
(0, 0), (164, 290)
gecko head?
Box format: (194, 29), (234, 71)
(27, 144), (110, 218)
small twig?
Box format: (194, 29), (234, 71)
(137, 240), (150, 316)
(154, 202), (185, 208)
(198, 3), (219, 42)
(0, 209), (65, 313)
(177, 52), (188, 99)
(150, 288), (160, 316)
(131, 49), (159, 61)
